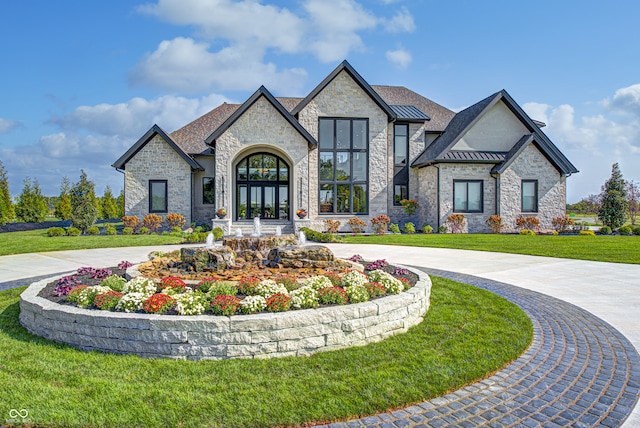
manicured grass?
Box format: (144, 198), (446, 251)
(343, 233), (640, 264)
(0, 229), (183, 256)
(1, 277), (531, 427)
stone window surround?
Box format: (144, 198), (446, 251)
(393, 123), (409, 206)
(521, 179), (539, 213)
(318, 117), (369, 215)
(149, 180), (168, 213)
(453, 179), (484, 213)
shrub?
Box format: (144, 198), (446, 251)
(210, 295), (241, 316)
(184, 232), (206, 243)
(579, 230), (596, 236)
(165, 213), (186, 229)
(66, 227), (81, 236)
(237, 276), (261, 295)
(599, 225), (612, 235)
(116, 292), (147, 312)
(104, 224), (117, 235)
(290, 286), (319, 309)
(240, 296), (267, 314)
(403, 222), (416, 234)
(122, 215), (140, 230)
(143, 293), (176, 314)
(438, 225), (448, 233)
(196, 277), (221, 293)
(122, 276), (158, 296)
(171, 226), (183, 235)
(266, 293), (291, 312)
(370, 214), (390, 235)
(618, 225), (633, 235)
(94, 291), (123, 311)
(551, 216), (575, 233)
(173, 292), (208, 315)
(516, 215), (540, 232)
(388, 223), (400, 233)
(519, 229), (536, 236)
(399, 199), (419, 215)
(274, 274), (299, 292)
(485, 215), (504, 234)
(303, 275), (334, 291)
(142, 214), (162, 232)
(47, 227), (65, 237)
(139, 227), (151, 234)
(317, 286), (348, 305)
(364, 282), (386, 298)
(300, 227), (340, 243)
(100, 275), (127, 292)
(207, 281), (238, 298)
(122, 227), (133, 235)
(346, 216), (367, 234)
(344, 285), (369, 303)
(255, 280), (288, 298)
(212, 227), (224, 240)
(422, 224), (433, 234)
(633, 226), (640, 236)
(445, 214), (466, 234)
(323, 219), (341, 234)
(87, 226), (100, 235)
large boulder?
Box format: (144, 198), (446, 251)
(267, 245), (350, 269)
(180, 247), (236, 272)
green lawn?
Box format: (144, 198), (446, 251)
(343, 233), (640, 264)
(1, 277), (531, 427)
(0, 229), (183, 256)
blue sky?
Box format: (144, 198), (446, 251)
(1, 0), (639, 203)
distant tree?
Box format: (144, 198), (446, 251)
(598, 163), (628, 229)
(116, 189), (125, 218)
(0, 160), (14, 225)
(627, 180), (639, 225)
(15, 178), (48, 223)
(101, 185), (118, 220)
(70, 170), (99, 233)
(54, 176), (73, 220)
(585, 193), (602, 214)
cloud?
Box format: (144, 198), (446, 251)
(605, 83), (640, 115)
(50, 92), (230, 137)
(382, 6), (415, 33)
(386, 47), (412, 69)
(0, 118), (20, 134)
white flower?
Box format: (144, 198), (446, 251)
(123, 276), (158, 296)
(344, 285), (369, 303)
(240, 295), (267, 314)
(341, 270), (368, 288)
(289, 286), (319, 309)
(368, 270), (404, 294)
(303, 275), (334, 291)
(75, 285), (113, 308)
(116, 292), (146, 312)
(255, 279), (288, 298)
(173, 292), (208, 315)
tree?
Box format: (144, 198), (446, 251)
(101, 185), (118, 219)
(598, 163), (628, 229)
(116, 189), (125, 218)
(0, 160), (14, 225)
(15, 178), (48, 223)
(54, 176), (73, 220)
(70, 170), (99, 233)
(627, 180), (639, 225)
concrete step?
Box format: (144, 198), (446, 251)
(228, 222), (295, 236)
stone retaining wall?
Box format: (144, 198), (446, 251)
(19, 267), (431, 360)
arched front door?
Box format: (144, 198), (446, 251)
(236, 153), (289, 220)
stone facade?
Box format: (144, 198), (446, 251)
(191, 154), (216, 224)
(124, 135), (192, 222)
(20, 267), (432, 360)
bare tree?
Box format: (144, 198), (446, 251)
(627, 180), (639, 225)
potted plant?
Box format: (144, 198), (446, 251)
(216, 208), (227, 219)
(296, 208), (308, 219)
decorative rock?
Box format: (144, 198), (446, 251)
(222, 234), (298, 260)
(180, 247), (236, 272)
(267, 245), (351, 269)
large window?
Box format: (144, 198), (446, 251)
(319, 118), (368, 214)
(522, 180), (538, 212)
(393, 123), (409, 205)
(149, 180), (168, 213)
(453, 180), (483, 213)
(236, 153), (289, 220)
(202, 177), (215, 205)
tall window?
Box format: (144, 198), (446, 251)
(522, 180), (538, 212)
(393, 123), (409, 205)
(202, 177), (215, 205)
(149, 180), (168, 213)
(236, 153), (289, 220)
(453, 180), (483, 213)
(318, 118), (368, 214)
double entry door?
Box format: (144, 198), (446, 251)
(236, 153), (289, 220)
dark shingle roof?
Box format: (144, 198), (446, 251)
(372, 85), (455, 131)
(170, 103), (239, 155)
(389, 105), (430, 122)
(442, 151), (507, 162)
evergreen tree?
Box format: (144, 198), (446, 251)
(54, 176), (73, 220)
(15, 178), (48, 223)
(627, 180), (639, 225)
(598, 163), (628, 229)
(101, 185), (118, 219)
(70, 170), (98, 233)
(0, 160), (14, 225)
(116, 189), (125, 218)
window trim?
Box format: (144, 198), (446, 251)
(453, 180), (484, 213)
(393, 123), (409, 206)
(521, 179), (539, 213)
(318, 117), (369, 215)
(202, 177), (215, 205)
(149, 180), (168, 213)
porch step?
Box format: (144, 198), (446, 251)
(228, 222), (295, 236)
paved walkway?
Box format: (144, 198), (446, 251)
(1, 244), (639, 427)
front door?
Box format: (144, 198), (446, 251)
(236, 153), (289, 220)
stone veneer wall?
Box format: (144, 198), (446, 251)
(124, 135), (192, 222)
(499, 144), (566, 232)
(19, 267), (431, 360)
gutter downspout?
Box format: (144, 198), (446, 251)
(435, 165), (441, 230)
(492, 173), (500, 216)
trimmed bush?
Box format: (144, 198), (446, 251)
(346, 216), (367, 234)
(142, 214), (162, 232)
(323, 219), (341, 234)
(212, 227), (224, 240)
(633, 226), (640, 236)
(122, 216), (140, 230)
(66, 227), (81, 236)
(446, 214), (466, 234)
(388, 223), (400, 234)
(485, 215), (504, 234)
(599, 225), (612, 235)
(422, 224), (433, 234)
(139, 227), (151, 235)
(47, 227), (65, 237)
(579, 230), (596, 236)
(165, 213), (186, 229)
(122, 227), (133, 235)
(519, 229), (536, 236)
(87, 226), (100, 235)
(403, 222), (415, 234)
(104, 224), (117, 235)
(300, 227), (340, 243)
(618, 225), (633, 235)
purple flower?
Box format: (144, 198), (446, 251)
(348, 254), (364, 263)
(118, 260), (133, 270)
(365, 259), (388, 271)
(77, 266), (96, 276)
(392, 267), (409, 276)
(54, 275), (80, 296)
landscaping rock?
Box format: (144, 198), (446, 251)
(180, 247), (236, 272)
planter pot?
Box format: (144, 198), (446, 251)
(297, 213), (307, 219)
(216, 214), (226, 219)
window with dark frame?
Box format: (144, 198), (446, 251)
(149, 180), (168, 213)
(202, 177), (215, 205)
(522, 180), (538, 212)
(393, 123), (409, 205)
(453, 180), (483, 213)
(318, 118), (368, 214)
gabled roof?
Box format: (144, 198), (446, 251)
(291, 60), (396, 120)
(170, 103), (240, 155)
(390, 105), (430, 122)
(112, 124), (204, 171)
(411, 89), (579, 176)
(443, 151), (506, 163)
(205, 86), (317, 148)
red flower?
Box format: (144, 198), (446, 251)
(143, 293), (176, 314)
(265, 293), (291, 312)
(238, 276), (261, 295)
(210, 295), (241, 316)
